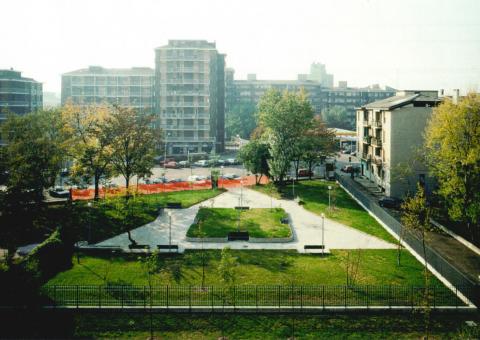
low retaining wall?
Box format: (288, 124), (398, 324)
(186, 237), (228, 243)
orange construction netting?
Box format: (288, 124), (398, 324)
(71, 175), (269, 200)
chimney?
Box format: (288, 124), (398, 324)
(453, 89), (459, 104)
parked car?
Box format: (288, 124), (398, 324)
(341, 149), (351, 154)
(222, 173), (240, 180)
(170, 178), (183, 183)
(49, 186), (70, 198)
(226, 158), (237, 165)
(341, 165), (359, 173)
(178, 160), (189, 168)
(194, 160), (209, 167)
(378, 197), (404, 209)
(298, 169), (313, 177)
(165, 161), (178, 169)
(152, 177), (167, 184)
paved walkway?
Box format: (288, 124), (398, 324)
(96, 187), (395, 252)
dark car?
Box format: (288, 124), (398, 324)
(341, 165), (359, 173)
(378, 197), (403, 209)
(49, 186), (70, 199)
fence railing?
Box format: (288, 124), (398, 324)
(41, 284), (467, 309)
(336, 175), (480, 307)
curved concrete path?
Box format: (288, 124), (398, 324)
(97, 187), (395, 252)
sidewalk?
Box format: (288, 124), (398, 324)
(337, 172), (480, 284)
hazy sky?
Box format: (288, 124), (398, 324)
(1, 0), (479, 93)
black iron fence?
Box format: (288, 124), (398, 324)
(41, 284), (467, 309)
(336, 175), (480, 307)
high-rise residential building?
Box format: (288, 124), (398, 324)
(0, 69), (42, 118)
(154, 40), (226, 156)
(356, 90), (441, 198)
(308, 62), (334, 87)
(61, 66), (155, 114)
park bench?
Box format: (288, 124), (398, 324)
(234, 206), (250, 210)
(166, 202), (182, 209)
(157, 244), (179, 253)
(304, 245), (325, 254)
(228, 231), (249, 241)
(128, 244), (150, 250)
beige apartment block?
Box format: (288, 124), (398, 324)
(356, 90), (441, 198)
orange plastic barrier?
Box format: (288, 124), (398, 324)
(71, 175), (269, 200)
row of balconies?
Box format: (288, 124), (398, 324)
(361, 152), (383, 166)
(362, 120), (382, 128)
(163, 124), (210, 131)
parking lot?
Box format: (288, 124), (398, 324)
(109, 164), (246, 186)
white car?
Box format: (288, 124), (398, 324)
(194, 160), (209, 167)
(226, 158), (237, 165)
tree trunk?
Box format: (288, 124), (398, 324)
(94, 172), (100, 201)
(258, 174), (263, 185)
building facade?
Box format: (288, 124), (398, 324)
(225, 71), (395, 127)
(61, 66), (154, 114)
(356, 90), (441, 198)
(155, 40), (225, 156)
(0, 69), (42, 118)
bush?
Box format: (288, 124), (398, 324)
(24, 229), (73, 282)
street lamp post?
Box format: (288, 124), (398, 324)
(328, 185), (332, 211)
(168, 212), (172, 253)
(321, 213), (325, 255)
(87, 202), (93, 244)
(220, 165), (224, 188)
(163, 133), (171, 191)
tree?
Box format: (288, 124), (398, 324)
(225, 102), (257, 139)
(62, 103), (114, 200)
(0, 110), (67, 264)
(238, 140), (270, 185)
(424, 93), (480, 243)
(106, 106), (162, 194)
(1, 110), (67, 203)
(401, 185), (432, 337)
(301, 116), (337, 180)
(322, 106), (354, 130)
(258, 89), (313, 186)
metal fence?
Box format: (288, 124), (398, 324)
(41, 284), (467, 310)
(336, 175), (480, 307)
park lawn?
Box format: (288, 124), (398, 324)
(70, 189), (225, 244)
(187, 208), (291, 238)
(253, 181), (396, 243)
(46, 249), (441, 287)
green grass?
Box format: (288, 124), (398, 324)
(253, 181), (396, 243)
(187, 208), (291, 238)
(71, 189), (225, 243)
(46, 249), (440, 287)
(2, 310), (478, 339)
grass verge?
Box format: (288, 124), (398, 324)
(252, 181), (396, 243)
(187, 207), (291, 238)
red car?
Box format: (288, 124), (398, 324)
(165, 161), (178, 169)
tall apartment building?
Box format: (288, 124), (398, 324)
(0, 69), (42, 118)
(308, 62), (334, 87)
(61, 66), (154, 114)
(155, 40), (226, 156)
(356, 90), (441, 198)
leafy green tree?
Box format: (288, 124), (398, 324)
(106, 106), (163, 194)
(225, 102), (257, 139)
(401, 185), (432, 337)
(258, 89), (313, 185)
(322, 106), (354, 130)
(301, 116), (337, 179)
(1, 110), (66, 202)
(238, 140), (270, 185)
(62, 103), (115, 200)
(0, 110), (67, 263)
(424, 93), (480, 242)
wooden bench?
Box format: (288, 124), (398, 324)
(157, 244), (179, 253)
(128, 244), (151, 250)
(166, 202), (182, 209)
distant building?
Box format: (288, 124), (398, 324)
(356, 90), (442, 198)
(0, 69), (42, 118)
(61, 66), (155, 114)
(225, 71), (394, 128)
(308, 62), (334, 87)
(155, 40), (226, 156)
(43, 91), (61, 108)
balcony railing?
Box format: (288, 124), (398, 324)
(374, 120), (382, 128)
(371, 137), (382, 147)
(363, 136), (371, 144)
(363, 120), (371, 126)
(374, 155), (383, 166)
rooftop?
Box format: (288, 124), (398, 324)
(361, 90), (441, 110)
(63, 66), (154, 76)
